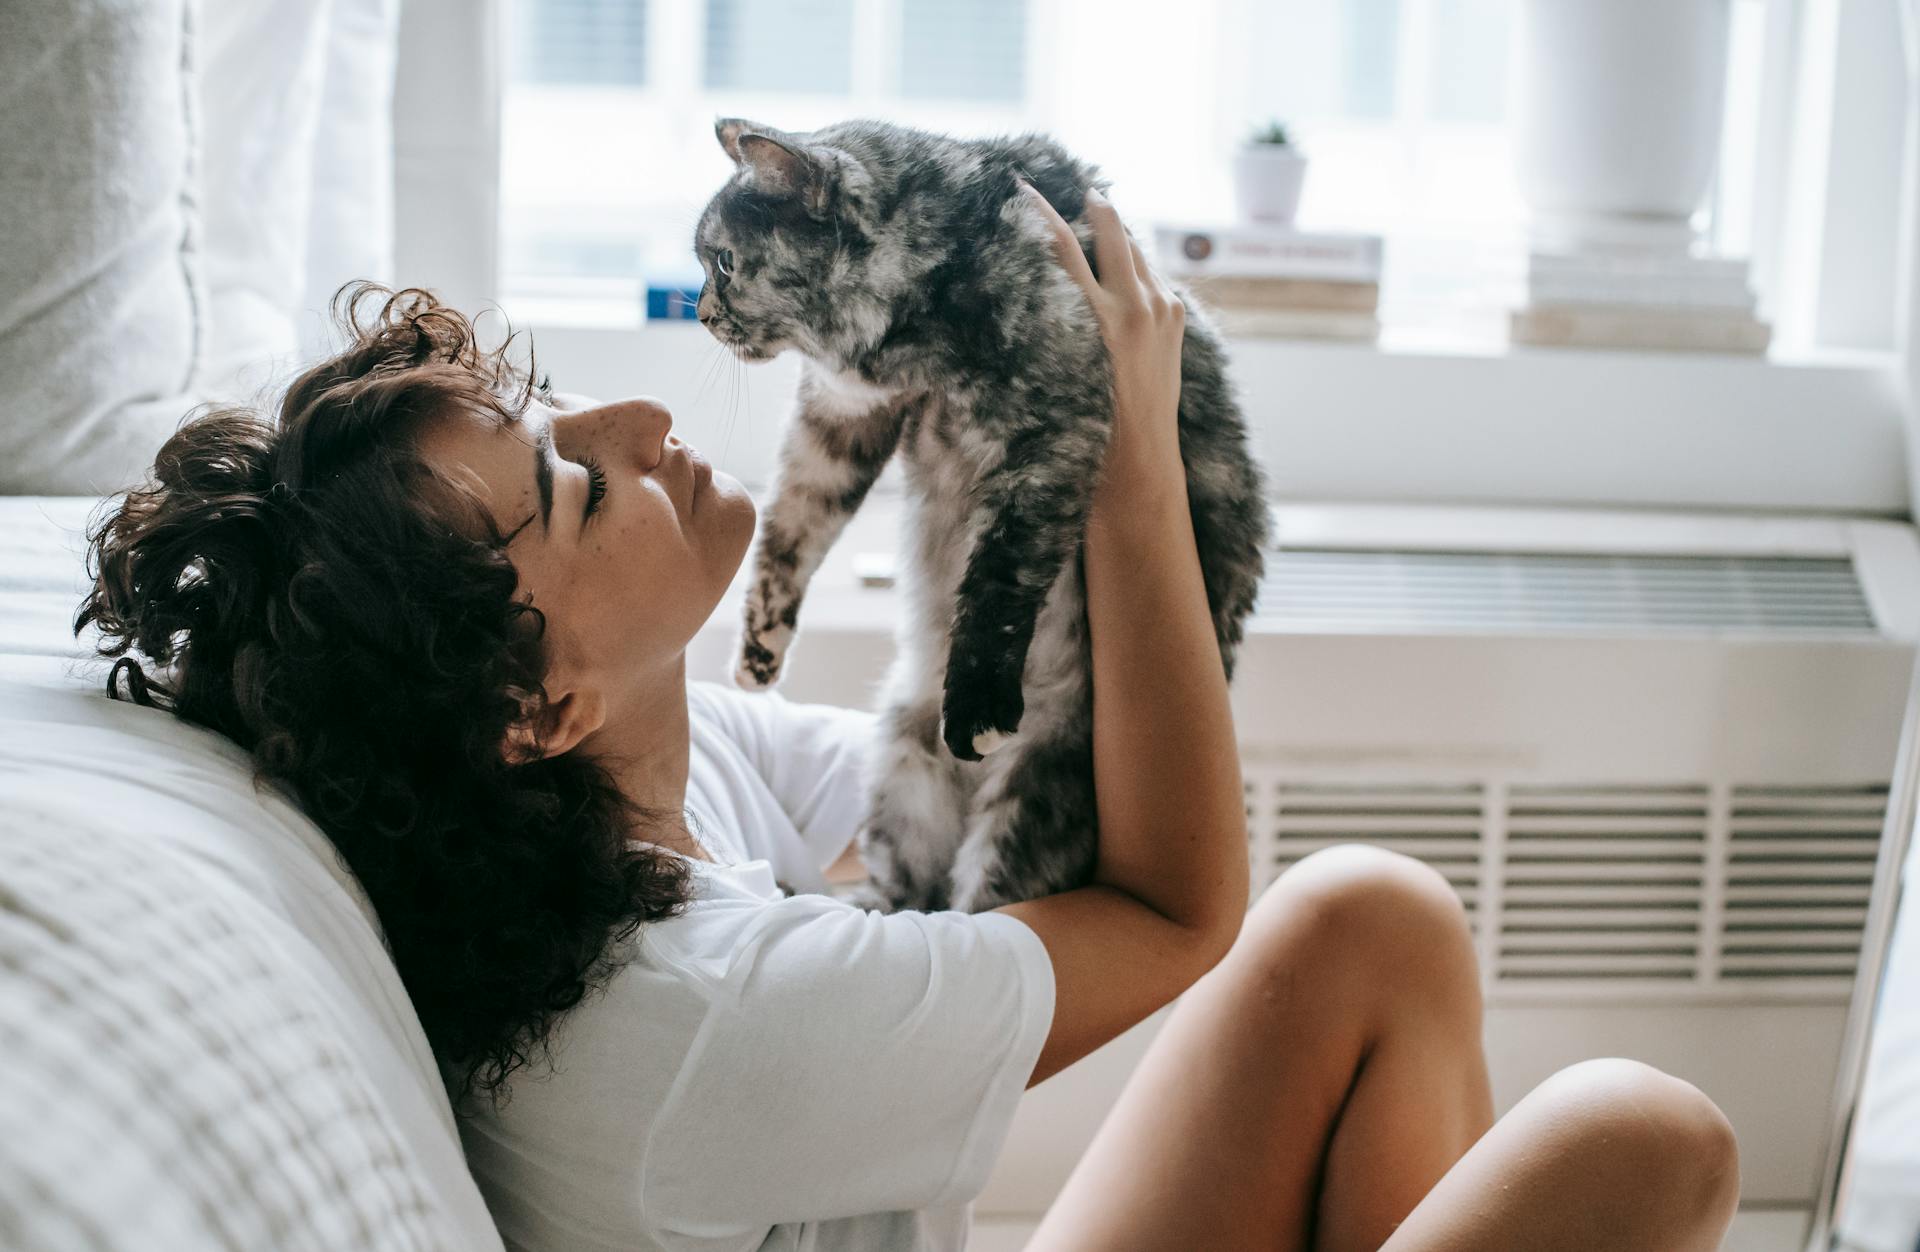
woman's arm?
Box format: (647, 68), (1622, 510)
(824, 836), (866, 883)
(997, 186), (1250, 1086)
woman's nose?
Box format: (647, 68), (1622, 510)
(570, 396), (672, 466)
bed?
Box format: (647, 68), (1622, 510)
(0, 495), (504, 1250)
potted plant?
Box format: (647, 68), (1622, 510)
(1515, 0), (1732, 247)
(1233, 120), (1308, 226)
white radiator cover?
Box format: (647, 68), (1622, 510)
(689, 499), (1920, 1244)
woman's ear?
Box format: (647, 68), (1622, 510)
(501, 687), (607, 765)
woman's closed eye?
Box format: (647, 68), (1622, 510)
(580, 455), (609, 523)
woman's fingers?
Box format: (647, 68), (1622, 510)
(1126, 230), (1173, 305)
(1082, 187), (1138, 290)
(1023, 182), (1176, 321)
(1019, 182), (1099, 298)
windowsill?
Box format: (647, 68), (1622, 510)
(510, 300), (1897, 371)
(513, 311), (1912, 517)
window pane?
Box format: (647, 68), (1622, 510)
(1248, 0), (1399, 126)
(704, 0), (854, 93)
(1427, 0), (1510, 123)
(1343, 0), (1401, 119)
(511, 0), (648, 87)
(900, 0), (1027, 103)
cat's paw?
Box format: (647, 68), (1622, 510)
(828, 878), (898, 913)
(733, 629), (786, 690)
(939, 667), (1024, 762)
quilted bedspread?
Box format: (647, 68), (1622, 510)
(0, 497), (502, 1250)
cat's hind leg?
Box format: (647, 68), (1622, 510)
(854, 695), (974, 912)
(948, 724), (1097, 914)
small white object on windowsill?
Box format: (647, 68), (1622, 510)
(1232, 120), (1309, 226)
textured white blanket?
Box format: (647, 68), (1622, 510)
(0, 497), (503, 1250)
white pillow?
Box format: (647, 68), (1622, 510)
(0, 0), (205, 495)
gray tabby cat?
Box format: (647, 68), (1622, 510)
(694, 117), (1268, 913)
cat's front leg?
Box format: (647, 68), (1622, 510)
(736, 375), (913, 689)
(939, 406), (1109, 761)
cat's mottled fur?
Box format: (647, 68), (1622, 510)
(694, 117), (1268, 912)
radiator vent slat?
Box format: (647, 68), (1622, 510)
(1242, 776), (1889, 992)
(1260, 550), (1878, 635)
(1495, 786), (1706, 981)
(1718, 785), (1888, 979)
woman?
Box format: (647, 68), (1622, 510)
(80, 190), (1739, 1251)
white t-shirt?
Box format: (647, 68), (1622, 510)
(455, 682), (1057, 1252)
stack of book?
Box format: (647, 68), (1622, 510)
(1511, 250), (1771, 355)
(1152, 223), (1383, 342)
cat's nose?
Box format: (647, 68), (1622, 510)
(697, 287), (717, 325)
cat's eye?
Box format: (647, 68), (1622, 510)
(714, 249), (735, 283)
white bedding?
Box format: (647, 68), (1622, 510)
(0, 497), (501, 1249)
(1840, 822), (1920, 1252)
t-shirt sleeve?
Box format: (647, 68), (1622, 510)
(638, 897), (1056, 1234)
(690, 681), (879, 870)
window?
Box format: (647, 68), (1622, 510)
(901, 0), (1027, 102)
(502, 0), (1033, 322)
(509, 0), (649, 85)
(704, 0), (853, 94)
(499, 0), (1770, 339)
(1238, 0), (1523, 333)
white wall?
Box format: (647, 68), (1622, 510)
(1815, 0), (1906, 352)
(392, 0), (501, 316)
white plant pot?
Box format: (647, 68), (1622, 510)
(1233, 146), (1308, 225)
(1515, 0), (1731, 223)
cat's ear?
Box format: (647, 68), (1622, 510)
(716, 117), (832, 216)
(714, 116), (764, 164)
(739, 133), (831, 215)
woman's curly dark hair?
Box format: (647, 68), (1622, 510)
(75, 282), (694, 1104)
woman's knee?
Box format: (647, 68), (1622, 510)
(1531, 1058), (1742, 1229)
(1234, 844), (1481, 1018)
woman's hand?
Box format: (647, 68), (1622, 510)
(1019, 182), (1186, 501)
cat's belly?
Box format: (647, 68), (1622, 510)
(881, 489), (1091, 744)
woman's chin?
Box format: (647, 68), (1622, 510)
(708, 467), (751, 514)
(709, 469), (757, 557)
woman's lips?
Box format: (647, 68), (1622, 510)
(683, 444), (711, 514)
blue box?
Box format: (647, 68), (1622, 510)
(647, 285), (703, 320)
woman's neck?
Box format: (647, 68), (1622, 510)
(582, 654), (711, 861)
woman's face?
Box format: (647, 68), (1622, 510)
(416, 389), (756, 754)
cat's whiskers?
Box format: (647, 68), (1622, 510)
(720, 349), (748, 471)
(691, 337), (729, 412)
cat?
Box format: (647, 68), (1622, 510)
(694, 117), (1269, 913)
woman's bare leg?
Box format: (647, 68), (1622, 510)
(1025, 844), (1740, 1252)
(1381, 1057), (1740, 1251)
(1027, 844), (1495, 1252)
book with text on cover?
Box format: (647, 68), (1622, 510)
(1154, 223), (1384, 283)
